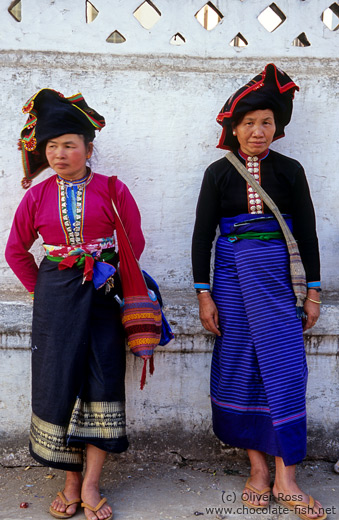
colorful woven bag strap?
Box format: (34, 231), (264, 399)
(225, 152), (307, 312)
(109, 174), (118, 206)
(108, 176), (160, 389)
(108, 176), (148, 296)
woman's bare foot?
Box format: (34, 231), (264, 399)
(81, 481), (112, 520)
(273, 482), (325, 519)
(243, 471), (271, 507)
(50, 472), (82, 516)
(274, 457), (325, 519)
(243, 449), (271, 507)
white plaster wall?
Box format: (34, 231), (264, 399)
(0, 53), (338, 291)
(0, 0), (338, 456)
(0, 1), (338, 294)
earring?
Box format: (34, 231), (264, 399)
(233, 131), (236, 136)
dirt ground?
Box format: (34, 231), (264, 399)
(0, 450), (338, 520)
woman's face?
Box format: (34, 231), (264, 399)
(233, 109), (276, 156)
(45, 134), (93, 180)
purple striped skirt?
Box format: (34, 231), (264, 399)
(211, 214), (307, 466)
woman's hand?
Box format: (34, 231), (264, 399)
(198, 292), (221, 336)
(303, 289), (321, 331)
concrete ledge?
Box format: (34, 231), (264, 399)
(0, 51), (338, 76)
(0, 289), (338, 460)
(1, 289), (339, 351)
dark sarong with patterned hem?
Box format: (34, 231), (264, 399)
(30, 255), (128, 471)
(211, 214), (308, 467)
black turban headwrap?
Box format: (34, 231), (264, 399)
(19, 89), (105, 188)
(216, 63), (299, 151)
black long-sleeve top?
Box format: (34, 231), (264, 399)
(192, 149), (320, 284)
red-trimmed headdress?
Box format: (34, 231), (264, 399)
(19, 89), (105, 188)
(216, 63), (299, 151)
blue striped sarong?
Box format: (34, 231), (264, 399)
(211, 214), (307, 466)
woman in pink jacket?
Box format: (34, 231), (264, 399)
(6, 89), (145, 520)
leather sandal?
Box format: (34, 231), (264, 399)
(242, 478), (271, 509)
(81, 497), (113, 520)
(274, 495), (327, 520)
(49, 491), (81, 519)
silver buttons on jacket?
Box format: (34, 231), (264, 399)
(246, 156), (263, 214)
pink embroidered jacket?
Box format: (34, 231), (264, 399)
(5, 173), (145, 292)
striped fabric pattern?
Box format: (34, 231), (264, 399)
(122, 295), (162, 358)
(211, 215), (308, 466)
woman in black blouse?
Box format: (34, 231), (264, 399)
(192, 64), (325, 520)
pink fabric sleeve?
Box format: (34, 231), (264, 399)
(115, 180), (145, 260)
(5, 191), (39, 293)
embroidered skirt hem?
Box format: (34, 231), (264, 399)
(30, 257), (126, 471)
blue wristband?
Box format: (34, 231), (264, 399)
(194, 283), (211, 290)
